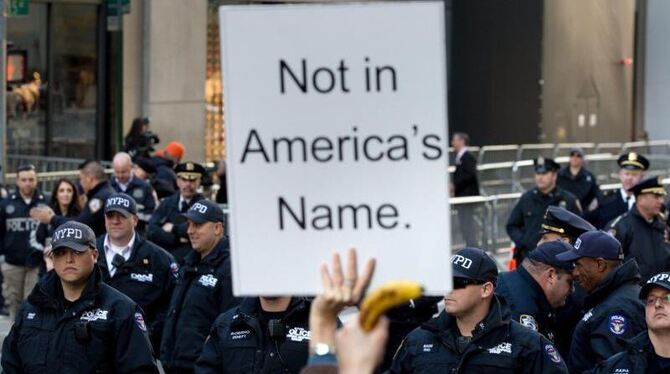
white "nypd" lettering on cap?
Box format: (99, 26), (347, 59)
(107, 197), (130, 207)
(191, 202), (208, 214)
(53, 228), (83, 241)
(648, 273), (670, 284)
(451, 255), (472, 269)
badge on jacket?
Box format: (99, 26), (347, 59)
(89, 198), (103, 213)
(544, 344), (562, 363)
(519, 314), (538, 331)
(609, 314), (627, 335)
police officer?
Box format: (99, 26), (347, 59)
(557, 147), (600, 210)
(608, 177), (670, 284)
(590, 272), (670, 373)
(506, 157), (582, 263)
(389, 247), (568, 373)
(148, 161), (206, 263)
(0, 164), (46, 320)
(1, 221), (158, 373)
(110, 152), (156, 236)
(536, 205), (596, 356)
(196, 296), (312, 373)
(496, 241), (576, 346)
(587, 152), (649, 229)
(31, 160), (114, 236)
(555, 231), (646, 373)
(97, 192), (178, 349)
(160, 200), (240, 373)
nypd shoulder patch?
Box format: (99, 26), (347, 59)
(544, 344), (562, 364)
(609, 314), (627, 335)
(89, 198), (103, 213)
(519, 314), (538, 331)
(134, 312), (147, 332)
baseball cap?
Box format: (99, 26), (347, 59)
(527, 240), (575, 272)
(640, 272), (670, 299)
(51, 221), (97, 252)
(617, 152), (649, 171)
(540, 206), (595, 239)
(555, 231), (624, 262)
(569, 147), (585, 157)
(175, 162), (206, 181)
(181, 200), (224, 224)
(628, 177), (667, 197)
(451, 247), (498, 284)
(534, 156), (560, 173)
(104, 193), (138, 217)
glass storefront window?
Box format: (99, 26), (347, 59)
(6, 2), (100, 160)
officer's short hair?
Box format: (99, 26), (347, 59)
(453, 132), (470, 145)
(80, 161), (106, 181)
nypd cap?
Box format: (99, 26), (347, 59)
(555, 230), (624, 262)
(104, 193), (138, 217)
(451, 247), (498, 284)
(51, 221), (97, 252)
(181, 200), (224, 224)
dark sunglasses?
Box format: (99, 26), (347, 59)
(17, 164), (36, 172)
(453, 277), (484, 289)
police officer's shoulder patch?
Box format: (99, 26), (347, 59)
(609, 314), (627, 335)
(519, 314), (538, 331)
(170, 262), (179, 279)
(5, 204), (14, 214)
(544, 344), (562, 364)
(134, 312), (147, 332)
(132, 188), (144, 199)
(89, 198), (103, 213)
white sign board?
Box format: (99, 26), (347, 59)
(220, 2), (451, 296)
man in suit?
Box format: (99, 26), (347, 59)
(451, 132), (480, 246)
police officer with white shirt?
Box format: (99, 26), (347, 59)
(96, 192), (177, 349)
(160, 200), (240, 374)
(110, 152), (157, 236)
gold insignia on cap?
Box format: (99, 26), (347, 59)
(537, 156), (545, 165)
(186, 162), (194, 171)
(629, 152), (637, 161)
(143, 258), (149, 265)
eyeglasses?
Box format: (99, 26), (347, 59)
(453, 278), (483, 290)
(645, 294), (670, 307)
(17, 164), (36, 172)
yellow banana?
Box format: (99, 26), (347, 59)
(358, 280), (423, 332)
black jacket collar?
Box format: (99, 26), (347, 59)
(233, 297), (310, 326)
(88, 180), (112, 198)
(423, 295), (511, 342)
(184, 236), (230, 268)
(28, 265), (105, 311)
(584, 259), (641, 309)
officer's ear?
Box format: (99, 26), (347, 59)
(595, 257), (609, 273)
(481, 282), (494, 298)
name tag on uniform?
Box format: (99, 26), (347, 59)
(286, 327), (310, 342)
(130, 273), (154, 283)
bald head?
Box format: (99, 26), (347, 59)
(112, 152), (133, 184)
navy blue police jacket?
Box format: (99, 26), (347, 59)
(586, 188), (629, 229)
(110, 176), (156, 224)
(587, 331), (670, 374)
(51, 181), (114, 237)
(387, 296), (569, 374)
(1, 266), (158, 373)
(0, 190), (46, 267)
(147, 192), (205, 263)
(506, 187), (582, 258)
(608, 205), (670, 284)
(496, 266), (559, 343)
(195, 297), (312, 374)
(96, 233), (177, 345)
(557, 166), (600, 209)
(160, 237), (240, 370)
(567, 259), (646, 373)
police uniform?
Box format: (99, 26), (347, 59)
(0, 222), (158, 373)
(389, 247), (568, 373)
(590, 272), (670, 374)
(110, 175), (156, 232)
(51, 180), (114, 236)
(160, 201), (240, 372)
(196, 297), (312, 373)
(557, 157), (599, 209)
(496, 241), (575, 348)
(147, 162), (206, 263)
(0, 190), (46, 268)
(608, 177), (670, 283)
(587, 152), (650, 229)
(506, 158), (582, 263)
(96, 192), (178, 348)
(0, 190), (47, 319)
(555, 232), (646, 373)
